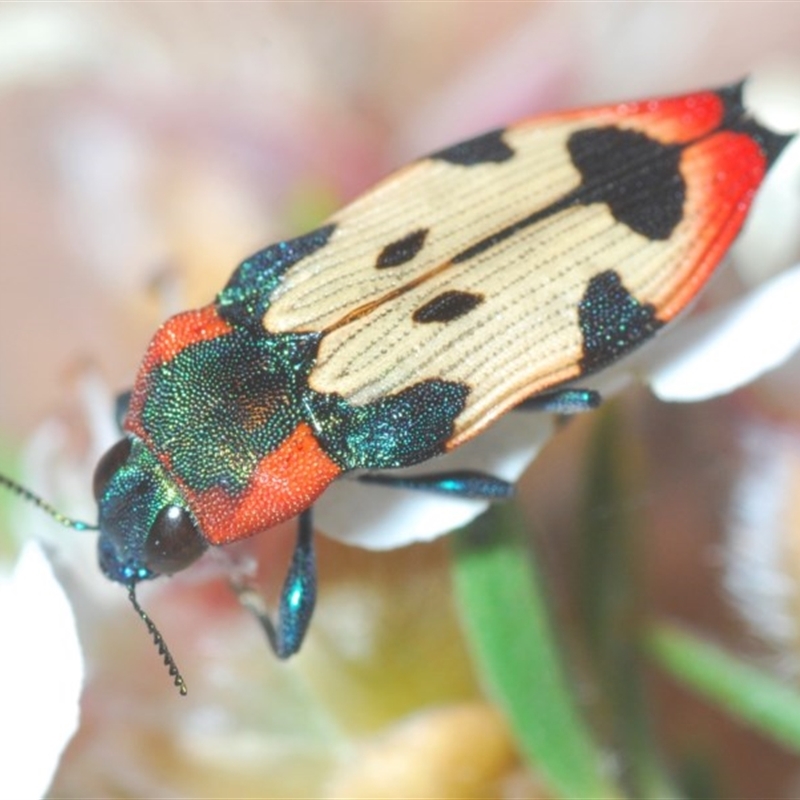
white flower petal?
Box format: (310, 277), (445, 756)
(317, 412), (554, 549)
(646, 263), (800, 402)
(0, 7), (99, 86)
(0, 543), (84, 799)
(724, 425), (800, 672)
(745, 62), (800, 138)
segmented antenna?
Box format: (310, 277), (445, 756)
(0, 473), (97, 530)
(128, 584), (188, 696)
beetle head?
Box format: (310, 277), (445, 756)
(94, 436), (208, 585)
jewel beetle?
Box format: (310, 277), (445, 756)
(1, 79), (795, 693)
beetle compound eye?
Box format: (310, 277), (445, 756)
(93, 438), (133, 501)
(143, 505), (207, 575)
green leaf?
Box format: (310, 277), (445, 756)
(451, 501), (621, 799)
(647, 623), (800, 753)
(576, 405), (679, 799)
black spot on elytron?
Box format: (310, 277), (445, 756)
(578, 270), (663, 374)
(430, 129), (515, 166)
(307, 379), (469, 470)
(568, 127), (685, 241)
(451, 126), (686, 263)
(217, 224), (336, 328)
(437, 87), (792, 271)
(451, 126), (688, 265)
(376, 228), (428, 268)
(413, 290), (485, 324)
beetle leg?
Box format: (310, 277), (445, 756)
(231, 508), (316, 659)
(516, 388), (601, 414)
(356, 470), (513, 501)
(114, 390), (132, 432)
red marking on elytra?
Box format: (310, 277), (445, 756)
(613, 91), (725, 144)
(186, 423), (341, 546)
(520, 90), (726, 146)
(659, 131), (767, 320)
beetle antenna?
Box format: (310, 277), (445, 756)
(127, 584), (187, 696)
(0, 473), (97, 531)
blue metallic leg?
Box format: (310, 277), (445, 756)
(516, 388), (601, 414)
(357, 470), (513, 500)
(232, 508), (316, 659)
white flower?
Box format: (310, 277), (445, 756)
(0, 542), (84, 799)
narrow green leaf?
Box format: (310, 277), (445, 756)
(576, 406), (679, 799)
(647, 623), (800, 753)
(451, 502), (621, 799)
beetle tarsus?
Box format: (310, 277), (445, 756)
(516, 388), (601, 414)
(356, 470), (513, 500)
(232, 508), (316, 659)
